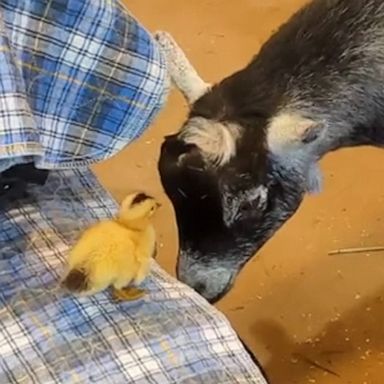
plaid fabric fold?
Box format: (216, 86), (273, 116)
(0, 0), (168, 172)
(0, 169), (267, 383)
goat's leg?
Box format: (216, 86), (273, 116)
(154, 31), (211, 104)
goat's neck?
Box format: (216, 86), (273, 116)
(277, 118), (384, 195)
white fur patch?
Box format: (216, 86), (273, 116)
(249, 185), (268, 209)
(154, 31), (211, 104)
(222, 185), (268, 227)
(267, 112), (319, 153)
(180, 117), (241, 166)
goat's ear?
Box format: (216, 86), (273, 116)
(176, 145), (202, 167)
(267, 113), (324, 153)
(160, 134), (202, 170)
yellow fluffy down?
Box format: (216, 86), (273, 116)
(63, 219), (155, 296)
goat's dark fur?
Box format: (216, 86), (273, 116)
(159, 0), (384, 302)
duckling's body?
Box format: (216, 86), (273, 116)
(62, 192), (159, 300)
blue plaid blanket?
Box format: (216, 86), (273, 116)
(0, 0), (168, 172)
(0, 1), (267, 382)
(0, 169), (267, 383)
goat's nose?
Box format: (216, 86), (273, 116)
(178, 264), (234, 303)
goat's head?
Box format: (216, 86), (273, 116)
(158, 103), (324, 302)
(156, 32), (324, 302)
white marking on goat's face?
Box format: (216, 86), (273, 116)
(267, 112), (325, 154)
(176, 153), (187, 166)
(179, 117), (242, 167)
(222, 185), (268, 227)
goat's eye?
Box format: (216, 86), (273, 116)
(238, 201), (252, 216)
(240, 203), (250, 213)
(236, 195), (266, 221)
(241, 197), (260, 211)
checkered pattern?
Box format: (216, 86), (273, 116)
(0, 169), (267, 383)
(0, 0), (168, 172)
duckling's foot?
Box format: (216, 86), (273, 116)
(112, 287), (146, 302)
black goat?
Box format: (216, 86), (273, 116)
(156, 0), (384, 302)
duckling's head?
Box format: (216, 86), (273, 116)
(119, 192), (160, 224)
